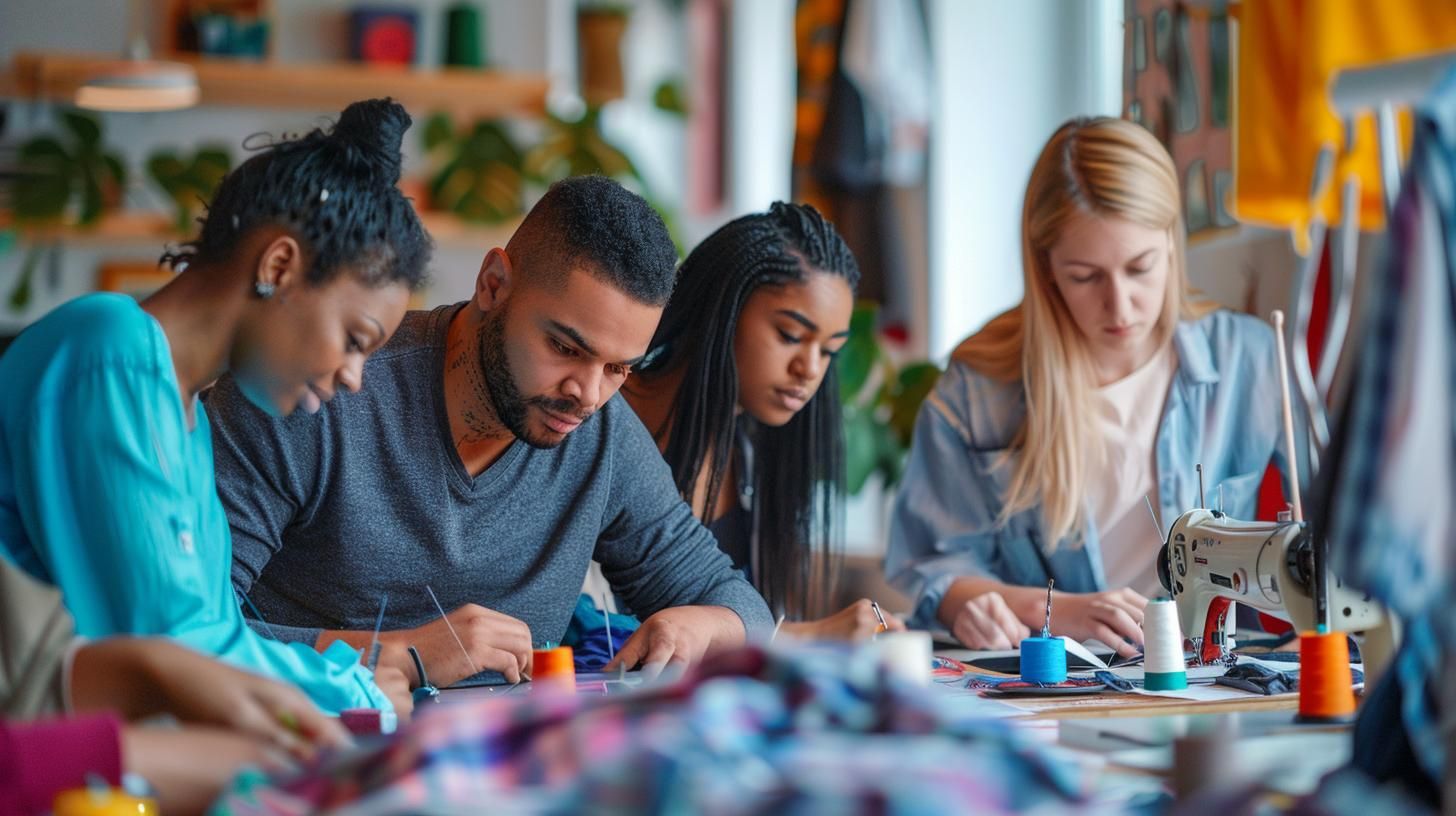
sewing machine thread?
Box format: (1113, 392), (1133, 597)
(1296, 630), (1356, 722)
(1142, 598), (1188, 690)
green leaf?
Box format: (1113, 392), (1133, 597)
(837, 302), (880, 403)
(7, 246), (42, 312)
(12, 161), (72, 223)
(888, 362), (941, 446)
(423, 112), (454, 152)
(103, 152), (127, 187)
(61, 111), (101, 150)
(194, 148), (232, 175)
(77, 173), (104, 225)
(652, 79), (688, 115)
(19, 136), (71, 164)
(148, 154), (187, 192)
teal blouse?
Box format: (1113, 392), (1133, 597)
(0, 294), (387, 714)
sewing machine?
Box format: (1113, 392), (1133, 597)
(1157, 508), (1385, 665)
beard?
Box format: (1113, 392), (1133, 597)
(478, 308), (592, 449)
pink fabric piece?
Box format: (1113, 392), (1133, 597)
(0, 714), (123, 815)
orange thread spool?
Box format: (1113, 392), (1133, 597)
(1297, 629), (1357, 722)
(532, 646), (576, 693)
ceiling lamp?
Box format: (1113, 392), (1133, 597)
(75, 0), (199, 112)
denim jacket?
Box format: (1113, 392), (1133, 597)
(885, 310), (1302, 627)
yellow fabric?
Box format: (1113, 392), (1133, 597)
(1234, 0), (1456, 233)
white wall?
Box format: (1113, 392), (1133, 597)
(925, 0), (1123, 361)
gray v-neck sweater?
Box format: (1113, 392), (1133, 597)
(205, 304), (772, 656)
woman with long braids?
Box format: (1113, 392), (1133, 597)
(0, 98), (429, 716)
(623, 202), (905, 639)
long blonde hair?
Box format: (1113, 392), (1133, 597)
(955, 117), (1216, 547)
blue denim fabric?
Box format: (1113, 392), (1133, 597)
(886, 309), (1300, 627)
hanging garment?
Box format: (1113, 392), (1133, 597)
(1317, 64), (1456, 802)
(1233, 0), (1456, 233)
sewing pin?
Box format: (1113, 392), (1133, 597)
(600, 592), (615, 663)
(366, 594), (388, 672)
(1196, 463), (1206, 508)
(1042, 579), (1054, 639)
(770, 613), (786, 643)
(424, 585), (480, 676)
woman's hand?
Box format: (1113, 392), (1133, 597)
(949, 592), (1030, 650)
(1049, 588), (1148, 658)
(778, 599), (907, 642)
(122, 725), (290, 816)
(71, 638), (350, 759)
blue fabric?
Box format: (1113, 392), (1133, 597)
(886, 310), (1301, 626)
(0, 294), (388, 714)
(560, 594), (640, 672)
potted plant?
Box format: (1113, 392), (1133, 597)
(577, 2), (631, 106)
(523, 106), (683, 255)
(5, 110), (127, 311)
(838, 301), (942, 494)
(421, 112), (525, 224)
(147, 146), (232, 232)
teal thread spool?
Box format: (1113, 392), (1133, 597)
(1142, 598), (1189, 691)
(1022, 578), (1066, 683)
(1020, 636), (1067, 683)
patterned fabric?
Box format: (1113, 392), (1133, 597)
(212, 646), (1118, 815)
(1317, 64), (1456, 798)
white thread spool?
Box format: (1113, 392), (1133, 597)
(1142, 598), (1188, 690)
(871, 631), (932, 686)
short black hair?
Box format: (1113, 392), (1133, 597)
(506, 175), (676, 306)
(161, 98), (432, 291)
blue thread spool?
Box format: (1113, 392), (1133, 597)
(1020, 636), (1067, 683)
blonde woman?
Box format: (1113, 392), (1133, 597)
(885, 117), (1297, 656)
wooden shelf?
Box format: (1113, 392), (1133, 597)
(3, 210), (519, 253)
(7, 51), (548, 119)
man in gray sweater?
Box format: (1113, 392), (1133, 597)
(206, 177), (773, 690)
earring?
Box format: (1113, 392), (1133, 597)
(254, 281), (276, 299)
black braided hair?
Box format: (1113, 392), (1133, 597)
(504, 175), (677, 306)
(638, 201), (861, 618)
(160, 98), (431, 290)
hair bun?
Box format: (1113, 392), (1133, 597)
(331, 98), (411, 185)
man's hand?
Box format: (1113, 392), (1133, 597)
(374, 603), (534, 687)
(71, 638), (350, 760)
(604, 606), (744, 676)
(371, 663), (415, 722)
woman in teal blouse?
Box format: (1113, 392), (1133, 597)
(0, 98), (431, 716)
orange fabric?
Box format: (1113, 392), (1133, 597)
(1233, 0), (1456, 233)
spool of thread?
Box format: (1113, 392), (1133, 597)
(1297, 629), (1356, 722)
(443, 2), (485, 67)
(871, 630), (932, 686)
(1142, 598), (1188, 691)
(1020, 636), (1067, 683)
(340, 707), (397, 736)
(532, 645), (576, 693)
